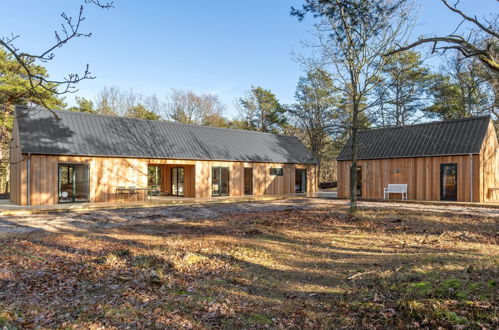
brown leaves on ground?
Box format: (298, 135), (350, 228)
(0, 202), (498, 329)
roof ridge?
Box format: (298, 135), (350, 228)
(359, 115), (491, 133)
(15, 105), (298, 139)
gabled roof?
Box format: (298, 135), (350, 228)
(15, 105), (316, 164)
(337, 116), (491, 161)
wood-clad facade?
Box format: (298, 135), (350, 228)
(11, 106), (318, 206)
(337, 120), (499, 203)
(10, 154), (317, 206)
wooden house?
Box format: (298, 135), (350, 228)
(10, 106), (317, 206)
(337, 116), (499, 203)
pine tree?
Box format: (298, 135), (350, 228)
(0, 47), (64, 193)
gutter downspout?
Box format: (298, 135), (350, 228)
(27, 153), (31, 206)
(470, 153), (473, 203)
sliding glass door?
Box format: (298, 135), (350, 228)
(171, 167), (184, 196)
(58, 164), (89, 203)
(212, 167), (229, 196)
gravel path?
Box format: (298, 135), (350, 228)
(0, 198), (498, 235)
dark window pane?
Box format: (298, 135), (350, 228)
(295, 169), (307, 193)
(172, 167), (184, 196)
(244, 168), (253, 195)
(441, 164), (457, 201)
(212, 167), (220, 196)
(212, 167), (230, 196)
(74, 165), (89, 202)
(220, 167), (229, 196)
(356, 166), (362, 197)
(59, 164), (89, 203)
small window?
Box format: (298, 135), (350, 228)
(270, 168), (283, 176)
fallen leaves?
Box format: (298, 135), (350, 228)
(0, 204), (497, 329)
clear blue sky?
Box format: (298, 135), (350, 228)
(1, 1), (496, 117)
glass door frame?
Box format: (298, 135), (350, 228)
(212, 167), (230, 197)
(355, 166), (362, 197)
(58, 163), (90, 203)
(295, 169), (307, 193)
(244, 167), (253, 195)
(440, 163), (458, 201)
(171, 167), (185, 196)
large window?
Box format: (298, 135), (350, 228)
(58, 164), (89, 203)
(148, 165), (162, 195)
(148, 166), (162, 188)
(171, 167), (184, 196)
(212, 167), (229, 196)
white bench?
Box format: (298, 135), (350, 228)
(384, 184), (407, 200)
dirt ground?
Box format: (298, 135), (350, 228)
(1, 198), (499, 235)
(0, 198), (497, 328)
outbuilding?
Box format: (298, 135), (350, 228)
(337, 116), (499, 202)
(10, 105), (317, 206)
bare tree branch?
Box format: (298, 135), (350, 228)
(386, 36), (499, 72)
(386, 0), (499, 74)
(0, 1), (112, 114)
(441, 0), (499, 39)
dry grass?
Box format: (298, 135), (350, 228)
(0, 203), (497, 329)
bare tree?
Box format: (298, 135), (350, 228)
(292, 0), (413, 214)
(165, 89), (227, 126)
(94, 86), (122, 116)
(94, 87), (164, 119)
(386, 0), (499, 73)
(0, 0), (113, 112)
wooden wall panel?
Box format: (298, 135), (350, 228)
(337, 154), (482, 202)
(480, 122), (499, 202)
(195, 161), (210, 198)
(16, 154), (317, 205)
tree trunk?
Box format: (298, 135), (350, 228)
(349, 103), (359, 215)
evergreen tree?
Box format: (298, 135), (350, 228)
(425, 53), (495, 120)
(0, 47), (63, 193)
(376, 51), (433, 126)
(68, 97), (96, 113)
(238, 86), (286, 133)
(125, 104), (161, 120)
(289, 68), (340, 181)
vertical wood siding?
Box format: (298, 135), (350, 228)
(480, 122), (499, 202)
(13, 155), (318, 205)
(337, 155), (481, 202)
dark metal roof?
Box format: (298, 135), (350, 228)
(337, 116), (491, 161)
(15, 105), (317, 164)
